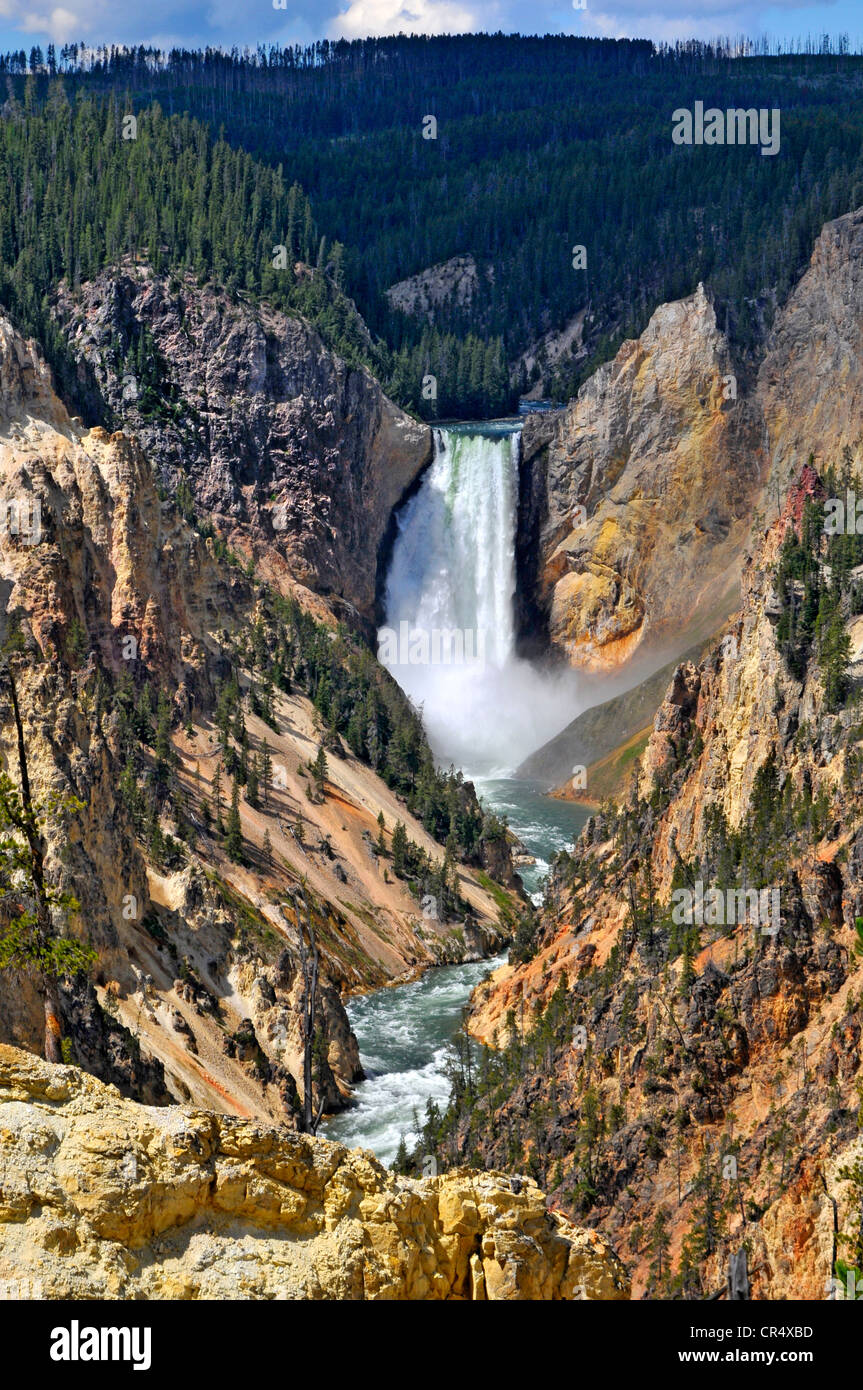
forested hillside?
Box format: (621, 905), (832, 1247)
(3, 36), (863, 416)
(0, 95), (387, 420)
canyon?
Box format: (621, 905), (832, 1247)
(4, 202), (863, 1303)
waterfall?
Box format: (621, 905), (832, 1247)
(381, 422), (579, 774)
(384, 423), (519, 669)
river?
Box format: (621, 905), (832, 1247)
(475, 775), (591, 900)
(323, 953), (507, 1164)
(323, 780), (590, 1165)
(323, 422), (592, 1164)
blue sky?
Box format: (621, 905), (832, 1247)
(0, 0), (858, 56)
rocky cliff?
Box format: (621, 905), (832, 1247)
(759, 206), (863, 504)
(523, 207), (863, 683)
(386, 254), (484, 324)
(53, 265), (432, 625)
(522, 283), (763, 673)
(457, 467), (863, 1298)
(0, 1044), (629, 1300)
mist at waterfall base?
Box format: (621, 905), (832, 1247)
(381, 423), (582, 778)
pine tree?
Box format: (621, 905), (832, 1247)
(679, 928), (696, 996)
(154, 688), (173, 781)
(392, 821), (408, 877)
(312, 744), (327, 797)
(261, 673), (275, 728)
(686, 1153), (727, 1267)
(821, 605), (852, 711)
(232, 703), (245, 744)
(260, 739), (272, 805)
(149, 816), (166, 864)
(648, 1206), (671, 1292)
(211, 761), (224, 833)
(136, 682), (154, 744)
(119, 756), (141, 827)
(392, 1135), (410, 1174)
(247, 753), (260, 808)
(225, 777), (243, 862)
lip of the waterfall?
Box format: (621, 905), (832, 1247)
(433, 417), (523, 437)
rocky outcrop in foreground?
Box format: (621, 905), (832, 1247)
(0, 1046), (629, 1301)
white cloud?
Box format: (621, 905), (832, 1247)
(571, 0), (843, 44)
(2, 4), (87, 41)
(585, 0), (829, 14)
(1, 0), (136, 41)
(327, 0), (483, 39)
(39, 7), (79, 41)
(581, 7), (752, 41)
(0, 0), (217, 46)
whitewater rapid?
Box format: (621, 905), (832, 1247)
(323, 954), (508, 1164)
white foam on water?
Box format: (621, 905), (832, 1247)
(324, 955), (507, 1165)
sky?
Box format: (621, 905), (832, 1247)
(0, 0), (858, 56)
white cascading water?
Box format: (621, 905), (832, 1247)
(381, 423), (579, 774)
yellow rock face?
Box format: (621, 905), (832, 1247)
(533, 208), (863, 677)
(0, 1045), (630, 1301)
(535, 283), (764, 672)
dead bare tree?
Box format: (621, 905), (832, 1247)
(727, 1248), (750, 1300)
(0, 642), (91, 1063)
(291, 883), (325, 1135)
